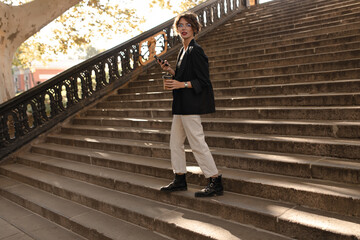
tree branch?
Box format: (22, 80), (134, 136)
(8, 0), (82, 48)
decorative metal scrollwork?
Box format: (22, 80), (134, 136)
(139, 31), (168, 66)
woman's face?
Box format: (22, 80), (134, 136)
(177, 18), (194, 41)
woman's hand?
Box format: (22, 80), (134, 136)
(164, 79), (186, 90)
(157, 59), (175, 76)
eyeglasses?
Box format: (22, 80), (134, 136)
(177, 23), (192, 28)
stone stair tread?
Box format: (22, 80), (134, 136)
(216, 105), (360, 110)
(137, 68), (360, 84)
(56, 126), (360, 147)
(214, 79), (360, 90)
(0, 196), (85, 240)
(230, 1), (360, 23)
(205, 17), (360, 46)
(216, 7), (360, 28)
(203, 22), (360, 50)
(32, 142), (360, 172)
(130, 78), (360, 90)
(112, 91), (170, 97)
(75, 115), (173, 122)
(0, 177), (173, 240)
(105, 92), (360, 103)
(209, 19), (360, 44)
(74, 115), (360, 127)
(207, 130), (360, 146)
(23, 145), (360, 199)
(208, 58), (360, 73)
(204, 31), (360, 56)
(92, 105), (360, 111)
(65, 123), (172, 133)
(208, 10), (360, 38)
(209, 48), (360, 65)
(48, 132), (168, 148)
(134, 72), (360, 89)
(209, 68), (360, 83)
(34, 142), (172, 170)
(85, 106), (360, 121)
(0, 221), (34, 240)
(51, 130), (360, 169)
(0, 169), (291, 240)
(206, 41), (360, 60)
(5, 157), (360, 238)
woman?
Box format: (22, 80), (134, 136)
(156, 12), (223, 197)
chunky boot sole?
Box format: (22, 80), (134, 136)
(160, 186), (188, 192)
(195, 190), (224, 198)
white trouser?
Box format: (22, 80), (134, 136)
(170, 115), (219, 178)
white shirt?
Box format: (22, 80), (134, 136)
(177, 47), (187, 67)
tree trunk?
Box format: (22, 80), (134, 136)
(0, 0), (81, 104)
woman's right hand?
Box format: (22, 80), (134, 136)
(158, 60), (175, 76)
(158, 59), (170, 70)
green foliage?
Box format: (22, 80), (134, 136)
(4, 0), (206, 68)
(77, 45), (103, 60)
(150, 0), (207, 14)
(8, 0), (145, 67)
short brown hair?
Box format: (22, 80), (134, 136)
(173, 12), (202, 36)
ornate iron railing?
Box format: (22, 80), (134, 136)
(0, 0), (251, 160)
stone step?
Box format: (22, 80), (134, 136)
(133, 69), (360, 91)
(72, 122), (360, 158)
(97, 93), (360, 109)
(246, 0), (360, 20)
(6, 154), (360, 240)
(211, 57), (360, 74)
(209, 59), (360, 78)
(209, 50), (360, 74)
(201, 16), (360, 49)
(201, 21), (360, 52)
(251, 0), (349, 13)
(234, 0), (359, 23)
(201, 27), (360, 58)
(85, 106), (360, 120)
(0, 176), (173, 240)
(46, 129), (360, 164)
(229, 2), (360, 34)
(12, 151), (360, 220)
(137, 60), (360, 83)
(204, 35), (360, 61)
(208, 19), (360, 51)
(0, 196), (86, 240)
(207, 3), (360, 42)
(115, 79), (360, 101)
(142, 43), (360, 85)
(71, 115), (360, 139)
(209, 47), (360, 69)
(140, 31), (360, 76)
(239, 0), (334, 19)
(0, 168), (291, 240)
(210, 68), (360, 84)
(30, 142), (360, 184)
(206, 1), (360, 38)
(135, 67), (360, 90)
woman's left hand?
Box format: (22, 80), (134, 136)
(164, 79), (185, 90)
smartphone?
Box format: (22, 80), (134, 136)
(154, 55), (169, 66)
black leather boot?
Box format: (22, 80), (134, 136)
(160, 174), (187, 192)
(195, 175), (223, 197)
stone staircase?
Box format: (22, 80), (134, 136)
(1, 0), (360, 239)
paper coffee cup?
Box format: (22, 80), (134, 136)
(162, 74), (172, 90)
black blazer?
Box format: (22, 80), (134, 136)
(172, 39), (215, 115)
